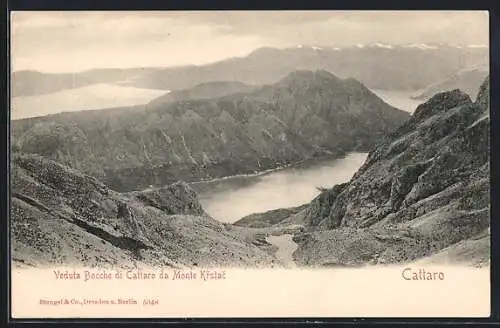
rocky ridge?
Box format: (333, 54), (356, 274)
(11, 153), (280, 268)
(288, 77), (490, 267)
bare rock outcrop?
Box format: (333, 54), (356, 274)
(293, 77), (490, 267)
(11, 154), (279, 268)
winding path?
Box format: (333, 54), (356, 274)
(266, 234), (298, 268)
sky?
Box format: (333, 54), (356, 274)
(11, 11), (489, 73)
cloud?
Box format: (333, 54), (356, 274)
(11, 12), (267, 72)
(10, 11), (489, 72)
(200, 11), (489, 46)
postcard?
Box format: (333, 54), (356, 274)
(9, 10), (490, 318)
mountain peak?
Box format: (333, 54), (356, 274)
(413, 89), (472, 122)
(277, 70), (341, 85)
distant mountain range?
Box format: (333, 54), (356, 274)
(12, 70), (409, 192)
(12, 43), (488, 98)
(412, 65), (489, 100)
(11, 68), (163, 97)
(10, 83), (167, 120)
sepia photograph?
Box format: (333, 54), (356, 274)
(9, 10), (491, 318)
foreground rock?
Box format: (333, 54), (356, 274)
(292, 77), (490, 267)
(11, 154), (280, 268)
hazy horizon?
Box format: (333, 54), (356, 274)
(11, 11), (489, 73)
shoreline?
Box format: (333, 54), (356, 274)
(188, 151), (365, 187)
(191, 152), (368, 224)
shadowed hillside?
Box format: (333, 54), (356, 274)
(12, 70), (409, 192)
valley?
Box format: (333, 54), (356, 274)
(191, 152), (367, 223)
(9, 12), (492, 320)
(230, 77), (491, 268)
(10, 47), (490, 270)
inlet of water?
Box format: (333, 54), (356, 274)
(193, 152), (368, 223)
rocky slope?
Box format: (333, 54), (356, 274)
(11, 153), (280, 268)
(12, 70), (409, 192)
(288, 77), (490, 267)
(413, 66), (489, 100)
